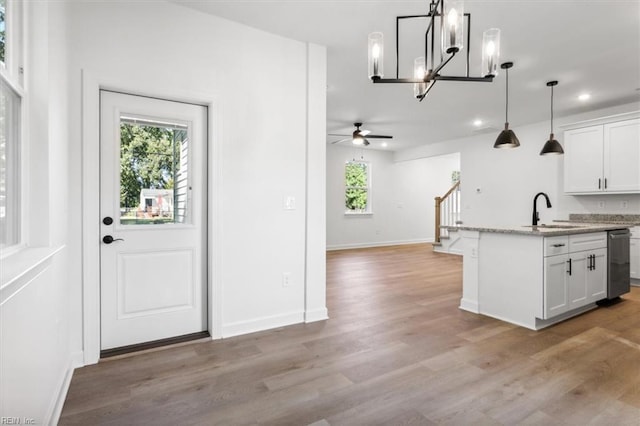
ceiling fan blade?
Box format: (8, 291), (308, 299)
(330, 138), (352, 144)
(328, 133), (350, 137)
(360, 130), (371, 136)
(363, 138), (370, 146)
(365, 134), (393, 139)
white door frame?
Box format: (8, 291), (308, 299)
(81, 70), (223, 365)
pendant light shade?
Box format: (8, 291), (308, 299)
(494, 62), (520, 149)
(540, 81), (564, 155)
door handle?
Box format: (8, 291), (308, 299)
(103, 235), (124, 244)
(567, 259), (572, 276)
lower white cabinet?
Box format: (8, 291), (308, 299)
(543, 254), (570, 318)
(543, 233), (607, 319)
(631, 227), (640, 280)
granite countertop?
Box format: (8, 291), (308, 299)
(456, 222), (630, 236)
(566, 213), (640, 226)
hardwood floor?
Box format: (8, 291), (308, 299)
(60, 244), (640, 425)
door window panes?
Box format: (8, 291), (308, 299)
(119, 116), (189, 225)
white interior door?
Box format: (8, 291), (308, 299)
(100, 90), (207, 351)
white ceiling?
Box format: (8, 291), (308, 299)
(173, 0), (640, 151)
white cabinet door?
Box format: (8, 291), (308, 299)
(564, 125), (604, 193)
(630, 238), (640, 280)
(544, 254), (569, 319)
(567, 254), (588, 310)
(604, 119), (640, 192)
(586, 248), (607, 302)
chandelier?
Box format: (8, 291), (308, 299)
(368, 0), (501, 101)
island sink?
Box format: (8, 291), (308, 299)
(523, 224), (584, 229)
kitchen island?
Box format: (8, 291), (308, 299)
(458, 223), (629, 330)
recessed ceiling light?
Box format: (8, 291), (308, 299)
(381, 142), (388, 148)
(473, 119), (483, 126)
(578, 93), (591, 101)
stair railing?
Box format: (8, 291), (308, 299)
(434, 181), (461, 243)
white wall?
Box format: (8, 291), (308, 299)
(1, 1), (76, 424)
(395, 102), (640, 227)
(327, 144), (459, 249)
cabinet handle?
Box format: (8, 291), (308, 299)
(598, 178), (601, 189)
(604, 178), (608, 189)
(567, 259), (572, 276)
(552, 243), (566, 247)
(592, 254), (596, 270)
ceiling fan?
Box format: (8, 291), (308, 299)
(329, 122), (393, 146)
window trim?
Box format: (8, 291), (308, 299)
(344, 160), (372, 215)
(0, 0), (25, 257)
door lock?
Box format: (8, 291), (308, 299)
(103, 216), (114, 225)
(103, 235), (124, 244)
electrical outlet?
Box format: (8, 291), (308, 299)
(621, 200), (629, 209)
(282, 272), (291, 287)
(597, 200), (606, 209)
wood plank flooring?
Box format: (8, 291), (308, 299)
(60, 244), (640, 425)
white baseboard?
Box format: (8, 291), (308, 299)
(327, 238), (433, 251)
(46, 355), (76, 425)
(71, 350), (84, 368)
(305, 307), (328, 323)
(222, 311), (304, 338)
(459, 298), (479, 313)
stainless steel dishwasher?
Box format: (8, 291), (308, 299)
(607, 229), (631, 299)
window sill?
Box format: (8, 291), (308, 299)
(1, 246), (65, 304)
(344, 212), (373, 217)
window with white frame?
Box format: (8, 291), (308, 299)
(0, 0), (23, 251)
(344, 160), (371, 214)
(0, 78), (20, 247)
(0, 0), (5, 67)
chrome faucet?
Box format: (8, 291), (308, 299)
(532, 192), (552, 226)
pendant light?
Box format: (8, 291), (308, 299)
(540, 80), (564, 155)
(494, 62), (520, 148)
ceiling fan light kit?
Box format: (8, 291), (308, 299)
(540, 80), (565, 156)
(368, 0), (500, 101)
(494, 62), (520, 149)
(330, 122), (393, 146)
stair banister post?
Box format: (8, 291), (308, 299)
(435, 196), (442, 243)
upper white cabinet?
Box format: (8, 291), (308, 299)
(564, 117), (640, 194)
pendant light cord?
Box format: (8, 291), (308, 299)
(505, 68), (509, 123)
(550, 85), (554, 134)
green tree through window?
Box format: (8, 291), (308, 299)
(0, 0), (6, 65)
(119, 123), (180, 209)
(345, 161), (369, 212)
